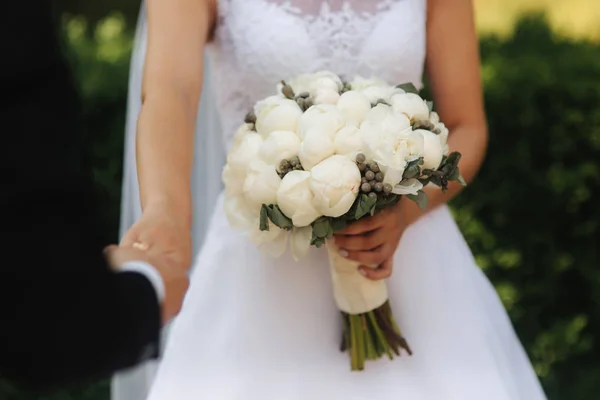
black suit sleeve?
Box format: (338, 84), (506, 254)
(0, 175), (162, 391)
(0, 1), (161, 391)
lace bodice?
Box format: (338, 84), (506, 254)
(206, 0), (427, 149)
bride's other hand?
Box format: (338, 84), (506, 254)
(121, 204), (192, 270)
(332, 200), (417, 281)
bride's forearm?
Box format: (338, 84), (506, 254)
(136, 89), (197, 224)
(400, 123), (488, 226)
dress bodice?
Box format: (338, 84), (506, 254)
(206, 0), (427, 149)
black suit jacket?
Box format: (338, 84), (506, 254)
(0, 1), (161, 391)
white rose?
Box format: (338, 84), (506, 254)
(298, 128), (336, 170)
(227, 132), (263, 173)
(313, 88), (340, 105)
(285, 71), (343, 95)
(309, 155), (361, 218)
(418, 129), (445, 170)
(297, 104), (345, 139)
(334, 124), (364, 156)
(223, 194), (256, 231)
(389, 92), (430, 121)
(243, 160), (282, 211)
(259, 130), (301, 170)
(360, 104), (423, 185)
(254, 95), (303, 138)
(392, 178), (423, 196)
(336, 90), (371, 126)
(277, 170), (321, 227)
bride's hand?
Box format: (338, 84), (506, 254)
(121, 205), (192, 271)
(332, 201), (415, 281)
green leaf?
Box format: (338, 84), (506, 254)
(396, 82), (419, 94)
(312, 217), (332, 238)
(311, 236), (326, 248)
(375, 194), (400, 212)
(426, 100), (434, 112)
(331, 218), (348, 232)
(267, 205), (293, 230)
(406, 190), (428, 210)
(259, 205), (270, 231)
(445, 151), (462, 167)
(354, 194), (377, 220)
(457, 174), (467, 187)
(448, 166), (460, 181)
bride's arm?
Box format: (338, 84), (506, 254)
(137, 0), (216, 216)
(403, 0), (488, 219)
(121, 0), (217, 267)
(333, 0), (487, 279)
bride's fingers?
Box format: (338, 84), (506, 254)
(359, 257), (393, 281)
(338, 212), (386, 235)
(343, 245), (388, 265)
(334, 228), (386, 251)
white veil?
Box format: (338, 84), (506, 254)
(112, 2), (225, 400)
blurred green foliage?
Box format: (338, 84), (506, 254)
(2, 11), (599, 400)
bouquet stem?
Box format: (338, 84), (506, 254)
(326, 242), (412, 370)
(340, 302), (412, 371)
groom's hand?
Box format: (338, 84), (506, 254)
(104, 245), (189, 324)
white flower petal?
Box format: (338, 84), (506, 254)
(309, 155), (361, 218)
(277, 170), (321, 227)
(290, 226), (313, 261)
(392, 178), (423, 196)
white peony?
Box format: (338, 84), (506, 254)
(437, 122), (450, 156)
(231, 123), (254, 149)
(223, 194), (256, 231)
(254, 95), (303, 138)
(222, 165), (246, 196)
(418, 129), (445, 170)
(334, 124), (364, 156)
(336, 90), (372, 126)
(349, 76), (401, 104)
(297, 104), (345, 139)
(227, 132), (262, 170)
(248, 220), (289, 258)
(243, 160), (282, 211)
(290, 226), (313, 261)
(428, 111), (450, 155)
(360, 104), (424, 186)
(259, 130), (301, 170)
(284, 71), (343, 95)
(277, 170), (321, 227)
(389, 92), (430, 122)
(313, 88), (341, 105)
(309, 155), (362, 218)
(298, 128), (336, 170)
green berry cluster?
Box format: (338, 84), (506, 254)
(355, 153), (393, 199)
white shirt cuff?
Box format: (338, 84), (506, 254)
(118, 261), (165, 303)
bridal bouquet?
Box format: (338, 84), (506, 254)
(222, 71), (465, 371)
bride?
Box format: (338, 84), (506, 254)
(116, 0), (548, 399)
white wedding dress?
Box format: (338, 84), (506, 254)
(120, 1), (548, 399)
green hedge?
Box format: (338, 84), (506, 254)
(3, 13), (599, 400)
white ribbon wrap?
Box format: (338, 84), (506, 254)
(326, 241), (388, 314)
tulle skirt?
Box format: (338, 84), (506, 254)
(147, 195), (546, 400)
